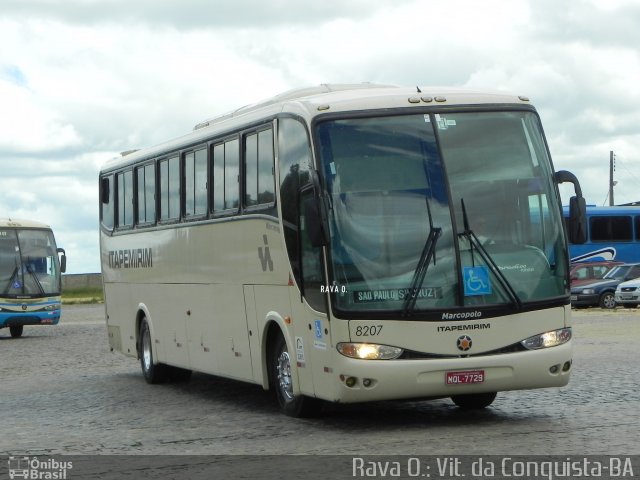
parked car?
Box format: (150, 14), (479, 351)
(569, 260), (623, 288)
(570, 263), (640, 309)
(615, 277), (640, 308)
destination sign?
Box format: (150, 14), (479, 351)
(354, 287), (442, 303)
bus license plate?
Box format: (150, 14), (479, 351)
(446, 370), (485, 385)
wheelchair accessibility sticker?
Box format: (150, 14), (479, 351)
(463, 266), (492, 296)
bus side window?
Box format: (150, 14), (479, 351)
(159, 156), (180, 221)
(225, 139), (240, 211)
(101, 174), (114, 230)
(590, 215), (632, 242)
(117, 170), (134, 228)
(211, 138), (240, 215)
(137, 163), (156, 225)
(257, 129), (275, 204)
(278, 117), (313, 288)
(184, 148), (207, 218)
(245, 128), (275, 208)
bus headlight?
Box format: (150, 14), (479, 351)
(521, 328), (572, 350)
(337, 343), (403, 360)
(44, 304), (61, 311)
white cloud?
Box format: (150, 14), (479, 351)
(0, 79), (81, 152)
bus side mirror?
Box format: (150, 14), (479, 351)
(57, 248), (67, 273)
(304, 195), (329, 247)
(299, 171), (330, 248)
(568, 196), (587, 244)
(555, 170), (587, 245)
(101, 177), (110, 204)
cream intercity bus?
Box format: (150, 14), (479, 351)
(99, 84), (586, 416)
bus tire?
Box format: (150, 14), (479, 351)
(451, 392), (497, 410)
(9, 325), (23, 338)
(269, 333), (322, 417)
(139, 318), (170, 384)
(599, 292), (616, 309)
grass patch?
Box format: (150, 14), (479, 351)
(62, 286), (104, 304)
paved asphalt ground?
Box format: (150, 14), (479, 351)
(1, 305), (638, 458)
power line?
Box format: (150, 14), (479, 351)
(616, 155), (640, 185)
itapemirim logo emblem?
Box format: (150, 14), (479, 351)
(8, 456), (73, 479)
(457, 335), (473, 352)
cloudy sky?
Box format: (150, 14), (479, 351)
(1, 0), (639, 274)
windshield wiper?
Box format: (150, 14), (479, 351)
(25, 259), (46, 295)
(3, 264), (20, 295)
(402, 197), (442, 316)
(459, 199), (522, 310)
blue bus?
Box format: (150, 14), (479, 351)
(0, 218), (67, 338)
(564, 205), (640, 264)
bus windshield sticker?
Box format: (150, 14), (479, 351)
(354, 287), (442, 303)
(463, 266), (492, 296)
(436, 116), (457, 130)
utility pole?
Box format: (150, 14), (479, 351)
(609, 150), (615, 206)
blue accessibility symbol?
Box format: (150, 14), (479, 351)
(13, 280), (22, 289)
(463, 266), (492, 296)
(314, 319), (323, 339)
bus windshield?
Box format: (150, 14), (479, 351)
(0, 229), (61, 297)
(317, 111), (568, 315)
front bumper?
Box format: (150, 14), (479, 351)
(570, 293), (599, 307)
(614, 292), (640, 306)
(321, 341), (572, 403)
(0, 311), (61, 328)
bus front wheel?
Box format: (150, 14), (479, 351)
(269, 333), (322, 417)
(451, 392), (497, 410)
(9, 325), (23, 338)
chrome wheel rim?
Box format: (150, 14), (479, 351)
(142, 327), (152, 371)
(603, 295), (615, 309)
(276, 349), (294, 401)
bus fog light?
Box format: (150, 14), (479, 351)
(337, 343), (403, 360)
(362, 378), (372, 387)
(563, 361), (572, 372)
(521, 328), (571, 350)
(345, 376), (357, 387)
(549, 364), (559, 374)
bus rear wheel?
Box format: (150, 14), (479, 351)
(269, 333), (322, 417)
(451, 392), (497, 410)
(139, 318), (170, 384)
(9, 325), (23, 338)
